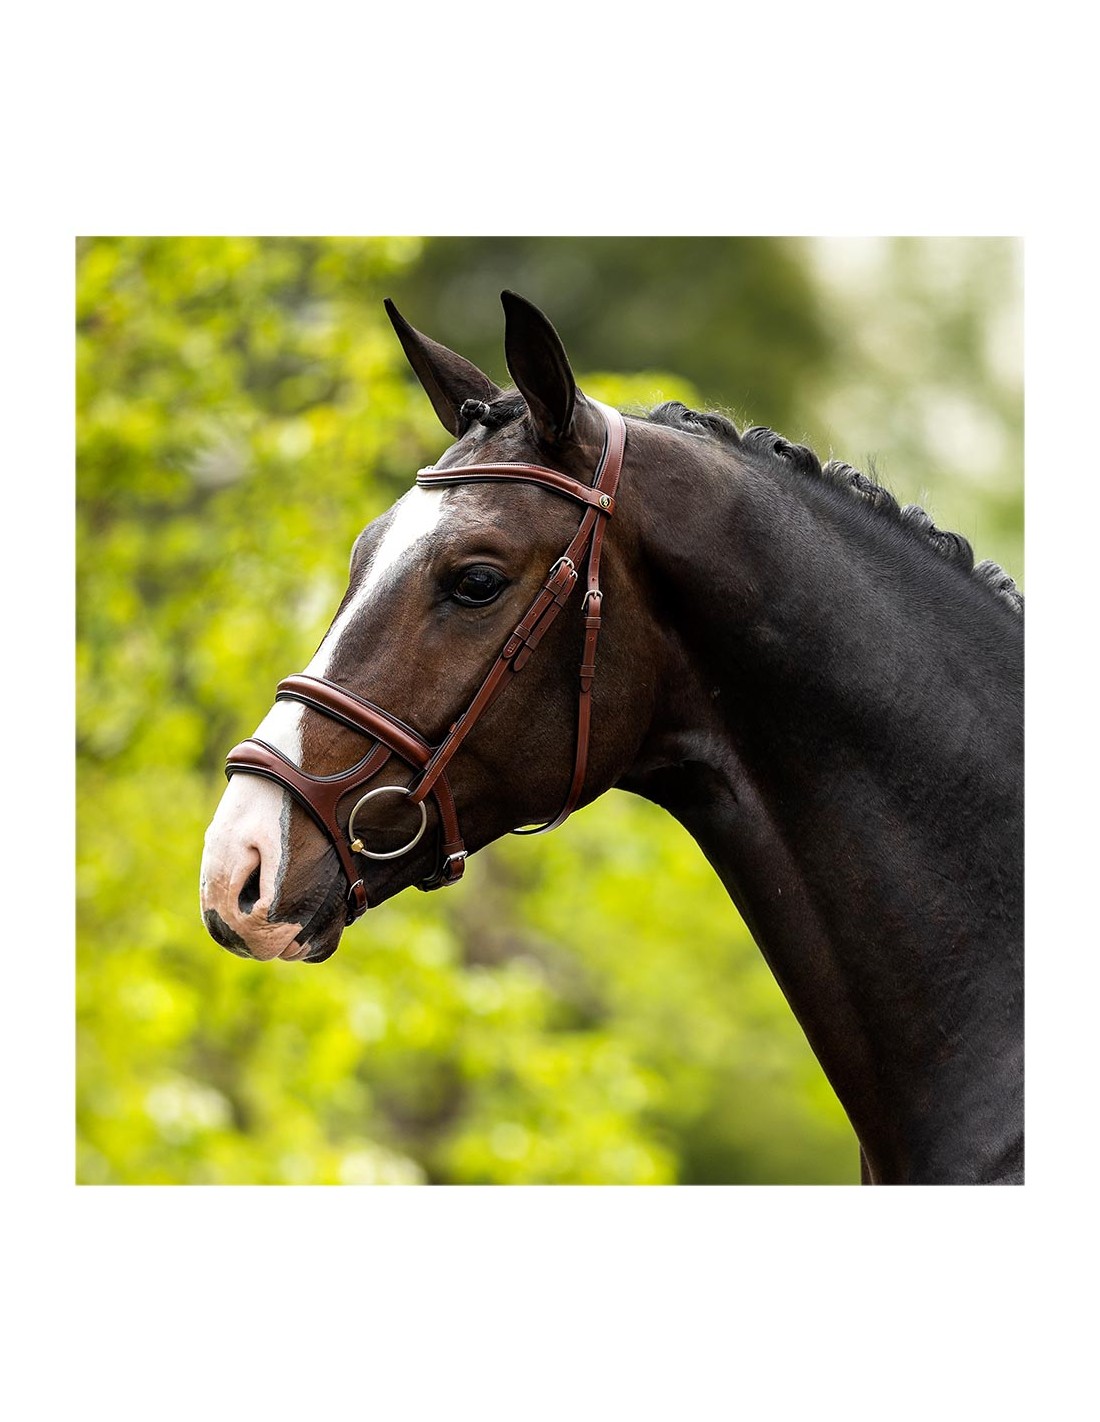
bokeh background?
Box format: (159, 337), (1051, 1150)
(76, 236), (1022, 1184)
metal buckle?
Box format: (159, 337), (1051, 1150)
(347, 879), (368, 920)
(548, 556), (575, 578)
(348, 785), (428, 860)
(420, 849), (467, 893)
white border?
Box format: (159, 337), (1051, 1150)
(4, 2), (1093, 1413)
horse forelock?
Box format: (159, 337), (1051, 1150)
(465, 391), (528, 431)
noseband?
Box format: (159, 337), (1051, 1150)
(224, 400), (626, 922)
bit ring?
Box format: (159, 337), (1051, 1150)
(347, 785), (428, 860)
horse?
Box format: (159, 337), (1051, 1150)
(200, 291), (1024, 1185)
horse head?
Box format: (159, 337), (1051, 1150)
(200, 293), (659, 962)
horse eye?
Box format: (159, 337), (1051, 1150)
(451, 565), (507, 606)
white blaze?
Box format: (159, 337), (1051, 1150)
(201, 483), (451, 931)
(250, 485), (449, 763)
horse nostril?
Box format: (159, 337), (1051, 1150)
(238, 864), (262, 916)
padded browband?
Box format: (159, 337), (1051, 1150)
(224, 400), (626, 922)
(417, 462), (616, 514)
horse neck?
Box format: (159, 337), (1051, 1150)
(619, 429), (1023, 1183)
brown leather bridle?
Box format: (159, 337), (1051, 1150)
(224, 399), (627, 923)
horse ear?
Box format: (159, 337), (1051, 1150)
(501, 290), (578, 446)
(384, 298), (501, 437)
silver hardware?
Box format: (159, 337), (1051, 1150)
(442, 850), (467, 879)
(347, 785), (428, 860)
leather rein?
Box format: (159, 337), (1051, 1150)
(224, 399), (627, 923)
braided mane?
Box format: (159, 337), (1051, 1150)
(646, 401), (1023, 614)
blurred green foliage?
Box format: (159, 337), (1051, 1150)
(77, 236), (1021, 1184)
